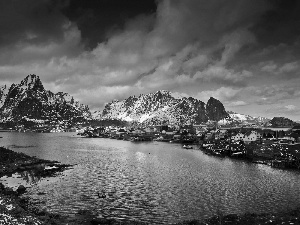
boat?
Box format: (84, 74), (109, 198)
(211, 149), (225, 157)
(183, 145), (193, 149)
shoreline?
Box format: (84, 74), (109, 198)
(0, 146), (73, 224)
(1, 146), (300, 224)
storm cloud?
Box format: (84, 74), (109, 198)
(0, 0), (300, 120)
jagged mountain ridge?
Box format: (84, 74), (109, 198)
(1, 75), (290, 127)
(0, 74), (91, 123)
(226, 111), (270, 124)
(94, 90), (229, 125)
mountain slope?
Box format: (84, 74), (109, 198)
(94, 90), (228, 125)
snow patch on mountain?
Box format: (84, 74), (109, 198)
(229, 112), (251, 121)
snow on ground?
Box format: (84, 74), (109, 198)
(139, 114), (154, 123)
(229, 112), (251, 121)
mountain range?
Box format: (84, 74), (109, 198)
(1, 74), (297, 128)
(93, 90), (228, 125)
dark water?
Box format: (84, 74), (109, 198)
(1, 132), (300, 224)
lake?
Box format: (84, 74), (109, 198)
(1, 132), (300, 224)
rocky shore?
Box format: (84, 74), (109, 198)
(0, 146), (72, 224)
(1, 146), (300, 224)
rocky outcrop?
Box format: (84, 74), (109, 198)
(206, 97), (229, 121)
(270, 117), (296, 127)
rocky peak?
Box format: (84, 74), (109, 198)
(0, 75), (91, 122)
(206, 97), (228, 121)
(20, 74), (44, 92)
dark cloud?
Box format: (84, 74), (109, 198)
(62, 0), (157, 49)
(0, 0), (70, 47)
(251, 0), (300, 46)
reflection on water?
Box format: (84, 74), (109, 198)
(1, 132), (300, 223)
(19, 169), (43, 184)
(0, 163), (56, 191)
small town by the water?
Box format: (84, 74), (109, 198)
(84, 124), (300, 170)
(6, 118), (300, 170)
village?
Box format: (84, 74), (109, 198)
(73, 123), (300, 170)
(2, 118), (300, 170)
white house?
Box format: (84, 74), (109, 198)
(243, 130), (262, 142)
(232, 130), (262, 142)
(231, 132), (245, 141)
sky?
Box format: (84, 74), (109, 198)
(0, 0), (300, 120)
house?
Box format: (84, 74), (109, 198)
(243, 130), (262, 143)
(116, 128), (126, 137)
(232, 132), (245, 141)
(232, 130), (262, 143)
(180, 125), (196, 134)
(196, 127), (207, 136)
(215, 129), (227, 140)
(173, 134), (181, 141)
(144, 127), (156, 134)
(278, 136), (296, 144)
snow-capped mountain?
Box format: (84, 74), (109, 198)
(222, 111), (270, 125)
(93, 90), (229, 125)
(0, 74), (91, 123)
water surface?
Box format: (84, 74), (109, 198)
(1, 132), (300, 224)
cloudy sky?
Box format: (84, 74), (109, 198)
(0, 0), (300, 120)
